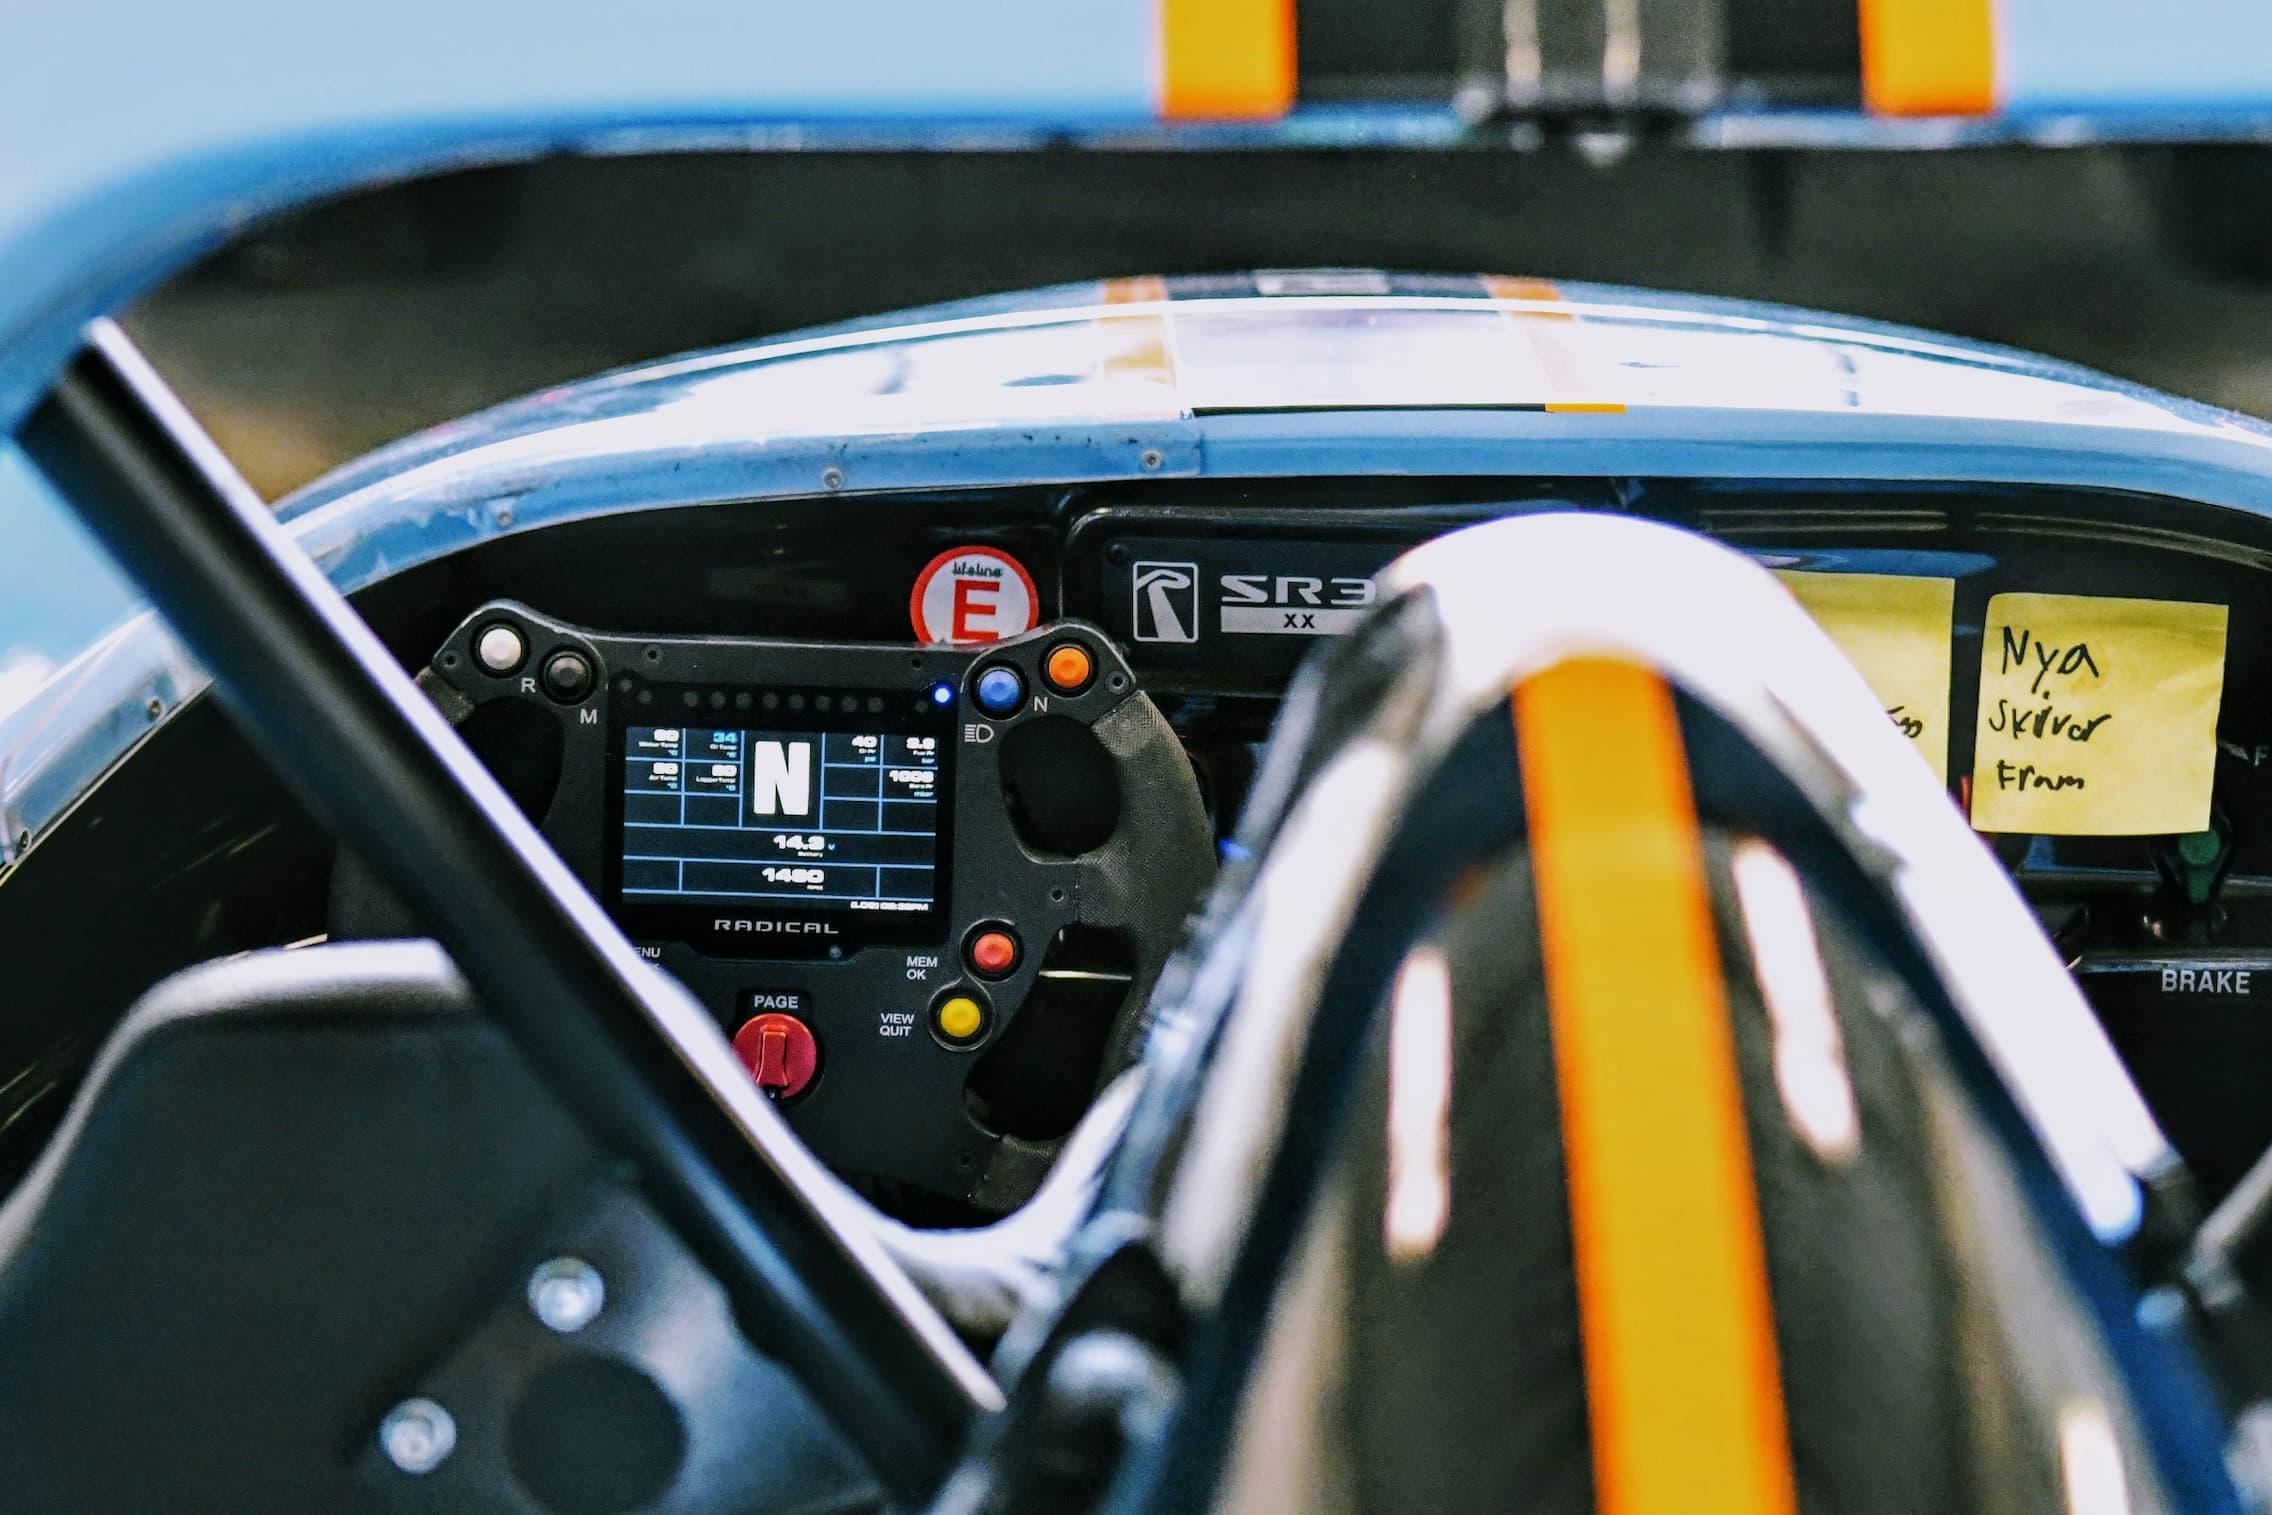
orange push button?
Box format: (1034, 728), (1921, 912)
(1044, 643), (1094, 692)
(732, 1013), (819, 1099)
(969, 929), (1019, 976)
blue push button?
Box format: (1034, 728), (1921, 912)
(974, 665), (1024, 717)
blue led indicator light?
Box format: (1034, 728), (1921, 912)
(929, 682), (955, 707)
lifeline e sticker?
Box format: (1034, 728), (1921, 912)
(910, 546), (1039, 645)
(1970, 592), (2228, 836)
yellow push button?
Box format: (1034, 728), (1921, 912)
(935, 995), (984, 1042)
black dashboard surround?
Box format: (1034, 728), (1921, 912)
(417, 602), (1214, 1207)
(26, 475), (2272, 1218)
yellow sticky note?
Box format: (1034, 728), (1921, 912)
(1775, 571), (1955, 781)
(1971, 592), (2228, 836)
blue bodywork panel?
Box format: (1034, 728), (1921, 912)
(0, 2), (1180, 431)
(11, 0), (2272, 432)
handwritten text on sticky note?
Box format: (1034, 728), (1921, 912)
(1775, 571), (1956, 781)
(1971, 592), (2227, 836)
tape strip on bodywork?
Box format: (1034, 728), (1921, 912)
(1096, 274), (1183, 414)
(1483, 275), (1626, 413)
(1514, 658), (1798, 1515)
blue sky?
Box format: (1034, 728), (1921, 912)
(0, 443), (140, 679)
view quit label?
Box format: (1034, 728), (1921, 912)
(1970, 592), (2228, 836)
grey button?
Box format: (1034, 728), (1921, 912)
(475, 623), (525, 674)
(542, 650), (594, 703)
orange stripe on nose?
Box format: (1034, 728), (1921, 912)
(1484, 274), (1628, 413)
(1096, 275), (1179, 399)
(1859, 0), (1997, 115)
(1514, 659), (1797, 1515)
(1160, 0), (1296, 119)
(1484, 274), (1574, 318)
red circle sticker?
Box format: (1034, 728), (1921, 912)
(909, 546), (1039, 645)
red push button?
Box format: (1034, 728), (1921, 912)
(969, 930), (1018, 976)
(732, 1013), (819, 1099)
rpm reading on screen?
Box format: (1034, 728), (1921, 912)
(605, 692), (956, 955)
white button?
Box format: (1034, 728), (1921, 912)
(475, 624), (525, 673)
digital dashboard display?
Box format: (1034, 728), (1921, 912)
(618, 723), (944, 913)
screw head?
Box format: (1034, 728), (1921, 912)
(379, 1398), (456, 1474)
(528, 1256), (606, 1334)
(1139, 448), (1164, 472)
(821, 466), (845, 491)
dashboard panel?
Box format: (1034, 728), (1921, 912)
(15, 473), (2272, 1216)
(334, 478), (2272, 1212)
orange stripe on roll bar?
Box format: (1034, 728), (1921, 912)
(1859, 0), (1997, 116)
(1160, 0), (1296, 120)
(1514, 659), (1798, 1515)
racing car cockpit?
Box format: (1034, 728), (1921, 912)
(14, 8), (2272, 1508)
(2, 271), (2271, 1515)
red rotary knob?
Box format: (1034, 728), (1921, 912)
(732, 1013), (819, 1099)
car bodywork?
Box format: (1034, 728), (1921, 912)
(12, 272), (2272, 867)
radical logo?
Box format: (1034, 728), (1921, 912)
(711, 919), (839, 934)
(1131, 561), (1200, 643)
